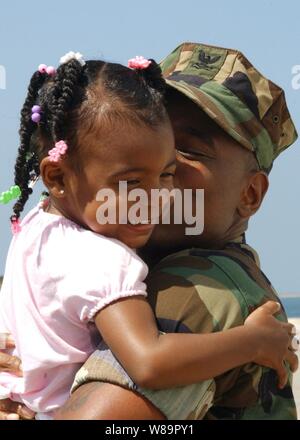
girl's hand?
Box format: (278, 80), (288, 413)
(0, 333), (35, 420)
(0, 334), (22, 375)
(244, 301), (299, 389)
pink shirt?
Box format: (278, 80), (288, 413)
(0, 205), (148, 415)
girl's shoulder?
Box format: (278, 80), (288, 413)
(22, 204), (146, 274)
(41, 215), (149, 302)
(72, 231), (148, 281)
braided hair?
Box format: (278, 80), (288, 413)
(11, 56), (167, 224)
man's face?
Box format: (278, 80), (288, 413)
(146, 91), (258, 252)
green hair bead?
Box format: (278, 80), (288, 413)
(0, 185), (21, 205)
(0, 192), (11, 204)
(11, 185), (21, 198)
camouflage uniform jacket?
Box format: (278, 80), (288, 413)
(72, 235), (297, 420)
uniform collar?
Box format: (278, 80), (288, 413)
(225, 233), (261, 268)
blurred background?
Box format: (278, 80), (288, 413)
(0, 0), (299, 308)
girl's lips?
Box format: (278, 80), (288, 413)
(124, 223), (155, 234)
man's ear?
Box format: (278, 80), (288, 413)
(40, 157), (66, 198)
(237, 172), (269, 218)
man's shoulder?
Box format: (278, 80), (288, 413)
(150, 246), (248, 281)
(150, 243), (265, 283)
(149, 244), (278, 301)
(146, 245), (284, 332)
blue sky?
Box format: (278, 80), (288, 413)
(0, 0), (299, 293)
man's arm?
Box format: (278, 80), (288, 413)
(55, 382), (166, 420)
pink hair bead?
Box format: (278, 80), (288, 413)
(38, 64), (56, 76)
(46, 66), (56, 76)
(11, 217), (21, 235)
(48, 140), (68, 162)
(128, 56), (152, 70)
(38, 64), (48, 74)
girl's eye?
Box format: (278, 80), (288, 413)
(126, 179), (140, 186)
(160, 172), (175, 178)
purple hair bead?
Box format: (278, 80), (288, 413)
(32, 105), (41, 114)
(31, 105), (42, 123)
(32, 113), (41, 123)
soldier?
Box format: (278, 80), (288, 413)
(0, 43), (298, 420)
(54, 43), (298, 420)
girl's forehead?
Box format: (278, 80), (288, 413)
(80, 119), (173, 156)
(77, 122), (175, 174)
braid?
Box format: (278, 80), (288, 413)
(11, 71), (47, 221)
(49, 59), (84, 142)
(11, 60), (83, 223)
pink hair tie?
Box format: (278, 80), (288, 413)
(128, 56), (152, 70)
(48, 140), (68, 162)
(38, 64), (56, 76)
(11, 217), (21, 235)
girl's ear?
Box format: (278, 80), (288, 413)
(237, 172), (269, 219)
(40, 157), (66, 198)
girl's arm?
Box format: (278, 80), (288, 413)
(95, 297), (294, 390)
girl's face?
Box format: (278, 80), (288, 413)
(51, 120), (176, 249)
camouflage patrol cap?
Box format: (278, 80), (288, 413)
(160, 42), (298, 171)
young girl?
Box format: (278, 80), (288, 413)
(0, 51), (292, 419)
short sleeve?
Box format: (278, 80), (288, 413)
(60, 233), (148, 323)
